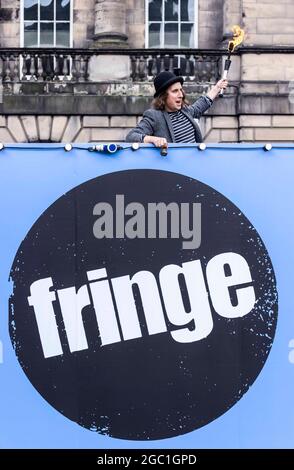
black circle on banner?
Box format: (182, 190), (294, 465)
(9, 170), (278, 440)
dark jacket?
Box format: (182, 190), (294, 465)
(125, 96), (212, 143)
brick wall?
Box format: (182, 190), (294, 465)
(0, 115), (138, 143)
(239, 115), (294, 142)
(73, 0), (95, 48)
(0, 114), (240, 144)
(126, 0), (145, 48)
(1, 112), (294, 144)
(0, 0), (20, 47)
(243, 0), (294, 46)
(198, 0), (224, 48)
(239, 1), (294, 143)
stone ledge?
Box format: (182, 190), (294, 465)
(10, 81), (214, 98)
(238, 95), (294, 114)
(3, 94), (237, 116)
(3, 95), (152, 115)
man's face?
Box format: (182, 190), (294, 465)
(165, 82), (184, 112)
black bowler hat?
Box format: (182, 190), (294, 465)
(153, 71), (184, 98)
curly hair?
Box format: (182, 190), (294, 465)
(152, 89), (189, 110)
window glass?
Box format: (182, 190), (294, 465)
(24, 0), (38, 21)
(165, 0), (178, 21)
(56, 0), (70, 21)
(148, 0), (196, 48)
(181, 23), (194, 47)
(23, 0), (71, 47)
(40, 0), (54, 21)
(149, 0), (162, 22)
(149, 23), (161, 48)
(40, 22), (54, 46)
(56, 22), (70, 47)
(24, 21), (38, 46)
(181, 0), (194, 21)
(164, 23), (178, 47)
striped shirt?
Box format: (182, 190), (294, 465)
(168, 110), (196, 143)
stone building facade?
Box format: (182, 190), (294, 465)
(0, 0), (293, 144)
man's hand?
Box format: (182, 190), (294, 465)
(216, 79), (228, 91)
(207, 79), (228, 101)
(143, 136), (168, 148)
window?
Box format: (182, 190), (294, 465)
(21, 0), (72, 47)
(146, 0), (197, 48)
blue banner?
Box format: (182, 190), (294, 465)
(0, 143), (293, 448)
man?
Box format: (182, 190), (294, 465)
(125, 70), (228, 146)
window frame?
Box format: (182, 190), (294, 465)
(145, 0), (198, 49)
(20, 0), (73, 48)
